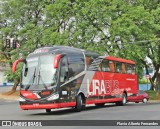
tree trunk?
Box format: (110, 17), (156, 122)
(3, 81), (20, 95)
(142, 60), (154, 90)
(11, 80), (20, 91)
(149, 78), (155, 90)
(11, 81), (19, 91)
(145, 65), (154, 90)
(150, 63), (160, 90)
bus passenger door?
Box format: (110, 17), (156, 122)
(58, 56), (70, 102)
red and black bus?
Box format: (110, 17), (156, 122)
(12, 46), (138, 112)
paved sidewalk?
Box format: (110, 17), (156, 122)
(0, 93), (19, 101)
(0, 85), (19, 100)
(0, 85), (20, 93)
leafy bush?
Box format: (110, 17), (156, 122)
(139, 78), (149, 84)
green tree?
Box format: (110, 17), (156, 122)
(109, 0), (160, 92)
(1, 0), (160, 95)
(0, 0), (50, 92)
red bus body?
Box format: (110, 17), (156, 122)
(12, 46), (138, 112)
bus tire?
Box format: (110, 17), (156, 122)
(46, 109), (51, 113)
(116, 93), (127, 106)
(75, 95), (83, 112)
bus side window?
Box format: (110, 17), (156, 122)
(115, 62), (122, 73)
(131, 65), (136, 75)
(60, 56), (69, 83)
(68, 54), (85, 78)
(126, 64), (136, 74)
(101, 60), (110, 72)
(121, 63), (126, 74)
(109, 61), (115, 72)
(126, 64), (131, 74)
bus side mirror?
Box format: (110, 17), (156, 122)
(54, 54), (66, 68)
(54, 54), (62, 68)
(12, 58), (25, 73)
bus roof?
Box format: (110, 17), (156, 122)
(104, 56), (136, 64)
(28, 46), (99, 58)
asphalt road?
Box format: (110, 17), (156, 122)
(0, 99), (160, 129)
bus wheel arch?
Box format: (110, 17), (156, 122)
(75, 92), (86, 112)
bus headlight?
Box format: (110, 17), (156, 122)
(19, 97), (26, 102)
(47, 93), (59, 101)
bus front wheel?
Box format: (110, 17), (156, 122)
(75, 95), (84, 112)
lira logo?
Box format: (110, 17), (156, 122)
(87, 79), (119, 96)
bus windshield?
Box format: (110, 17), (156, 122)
(21, 54), (57, 90)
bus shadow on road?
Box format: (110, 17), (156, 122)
(30, 104), (117, 116)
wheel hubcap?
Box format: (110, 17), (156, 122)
(143, 98), (147, 103)
(123, 96), (126, 104)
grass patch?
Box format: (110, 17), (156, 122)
(146, 90), (160, 100)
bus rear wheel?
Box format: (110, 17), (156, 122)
(116, 93), (127, 106)
(75, 95), (85, 112)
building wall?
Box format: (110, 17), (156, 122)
(0, 64), (7, 86)
(0, 63), (13, 86)
(0, 71), (5, 85)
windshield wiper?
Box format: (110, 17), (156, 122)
(25, 67), (36, 90)
(38, 70), (48, 90)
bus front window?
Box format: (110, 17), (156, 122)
(21, 55), (57, 90)
(38, 55), (57, 87)
(21, 57), (38, 87)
